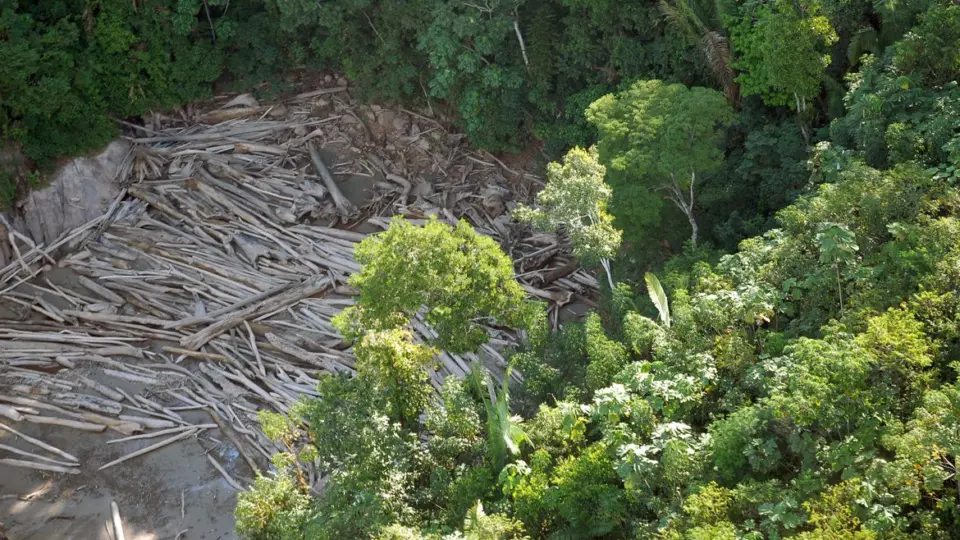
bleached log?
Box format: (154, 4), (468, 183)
(22, 415), (106, 432)
(0, 458), (80, 475)
(0, 423), (79, 462)
(98, 428), (198, 470)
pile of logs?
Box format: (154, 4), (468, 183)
(0, 81), (598, 486)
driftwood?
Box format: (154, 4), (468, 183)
(73, 374), (125, 401)
(0, 405), (23, 422)
(207, 453), (244, 490)
(0, 83), (598, 494)
(207, 408), (260, 475)
(0, 423), (78, 462)
(22, 415), (106, 432)
(98, 428), (199, 470)
(111, 501), (126, 540)
(108, 423), (216, 444)
(102, 369), (158, 385)
(308, 140), (356, 216)
(0, 458), (81, 475)
(0, 443), (78, 468)
(180, 275), (329, 350)
(118, 415), (176, 430)
(52, 393), (122, 415)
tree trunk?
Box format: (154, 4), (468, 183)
(600, 257), (615, 291)
(662, 172), (699, 248)
(686, 210), (699, 248)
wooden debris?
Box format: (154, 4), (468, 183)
(98, 429), (199, 471)
(107, 423), (215, 444)
(22, 415), (106, 432)
(207, 453), (244, 490)
(0, 423), (79, 462)
(0, 405), (23, 422)
(0, 443), (79, 468)
(0, 458), (80, 475)
(111, 501), (126, 540)
(0, 84), (596, 492)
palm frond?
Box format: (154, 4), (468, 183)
(847, 27), (879, 66)
(659, 0), (701, 42)
(644, 272), (671, 328)
(701, 31), (738, 102)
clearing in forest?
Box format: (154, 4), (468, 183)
(0, 82), (596, 538)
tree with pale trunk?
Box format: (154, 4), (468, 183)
(514, 146), (622, 290)
(586, 79), (734, 247)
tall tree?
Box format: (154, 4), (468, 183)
(725, 0), (837, 114)
(515, 146), (621, 289)
(335, 217), (538, 353)
(586, 79), (734, 247)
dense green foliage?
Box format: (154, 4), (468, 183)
(229, 0), (960, 538)
(587, 80), (734, 246)
(11, 0), (959, 537)
(334, 217), (537, 354)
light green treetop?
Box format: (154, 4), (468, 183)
(353, 328), (438, 426)
(515, 146), (621, 288)
(335, 217), (538, 354)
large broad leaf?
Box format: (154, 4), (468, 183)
(644, 272), (671, 328)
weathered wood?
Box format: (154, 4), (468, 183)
(207, 453), (244, 490)
(0, 458), (80, 475)
(98, 429), (198, 470)
(22, 415), (106, 432)
(111, 501), (127, 540)
(118, 415), (176, 430)
(0, 443), (78, 467)
(73, 374), (125, 401)
(180, 275), (329, 350)
(0, 405), (23, 422)
(0, 423), (78, 462)
(108, 424), (215, 444)
(308, 140), (356, 216)
(207, 408), (260, 475)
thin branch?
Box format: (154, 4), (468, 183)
(202, 0), (217, 44)
(514, 19), (529, 67)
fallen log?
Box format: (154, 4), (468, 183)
(0, 458), (80, 475)
(22, 415), (106, 432)
(0, 443), (78, 467)
(98, 428), (199, 471)
(308, 140), (356, 216)
(0, 423), (78, 462)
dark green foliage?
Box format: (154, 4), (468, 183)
(726, 0), (838, 108)
(587, 79), (734, 244)
(703, 118), (812, 246)
(0, 0), (221, 165)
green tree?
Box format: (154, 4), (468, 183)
(354, 328), (438, 426)
(336, 217), (537, 353)
(816, 223), (859, 316)
(587, 80), (734, 246)
(726, 0), (838, 112)
(514, 146), (621, 289)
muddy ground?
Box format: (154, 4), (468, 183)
(1, 405), (238, 540)
(0, 275), (254, 540)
